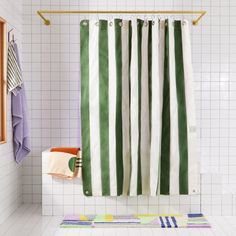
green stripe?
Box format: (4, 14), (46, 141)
(160, 20), (171, 195)
(137, 19), (143, 195)
(148, 21), (152, 139)
(128, 21), (132, 195)
(80, 20), (92, 196)
(114, 19), (123, 195)
(99, 20), (110, 196)
(174, 21), (189, 194)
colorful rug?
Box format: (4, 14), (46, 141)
(60, 213), (211, 228)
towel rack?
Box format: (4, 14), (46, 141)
(37, 10), (206, 26)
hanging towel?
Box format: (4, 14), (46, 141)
(11, 42), (31, 163)
(47, 148), (81, 179)
(7, 42), (23, 95)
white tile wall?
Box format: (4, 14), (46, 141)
(0, 0), (23, 224)
(22, 0), (236, 215)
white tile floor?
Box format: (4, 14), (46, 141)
(0, 204), (236, 236)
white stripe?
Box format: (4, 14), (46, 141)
(181, 20), (199, 194)
(89, 21), (102, 196)
(108, 19), (117, 196)
(168, 19), (180, 195)
(150, 19), (163, 196)
(121, 20), (131, 195)
(129, 19), (139, 196)
(140, 22), (150, 195)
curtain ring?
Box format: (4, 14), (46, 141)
(144, 13), (147, 22)
(165, 19), (168, 27)
(119, 13), (122, 21)
(82, 20), (88, 26)
(96, 11), (99, 25)
(151, 14), (155, 25)
(159, 15), (163, 23)
(108, 15), (112, 26)
(170, 15), (174, 26)
(144, 19), (148, 27)
(118, 13), (123, 27)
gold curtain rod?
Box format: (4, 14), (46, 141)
(37, 10), (206, 26)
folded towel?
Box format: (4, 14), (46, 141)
(50, 147), (80, 155)
(48, 148), (82, 179)
(47, 152), (78, 179)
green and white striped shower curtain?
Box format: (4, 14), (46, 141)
(80, 18), (199, 196)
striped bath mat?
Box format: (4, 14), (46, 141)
(60, 213), (210, 228)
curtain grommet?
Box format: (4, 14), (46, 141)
(109, 21), (113, 26)
(95, 21), (99, 26)
(82, 20), (88, 26)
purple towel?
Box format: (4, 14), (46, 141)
(11, 42), (31, 163)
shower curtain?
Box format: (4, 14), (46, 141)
(80, 18), (199, 196)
